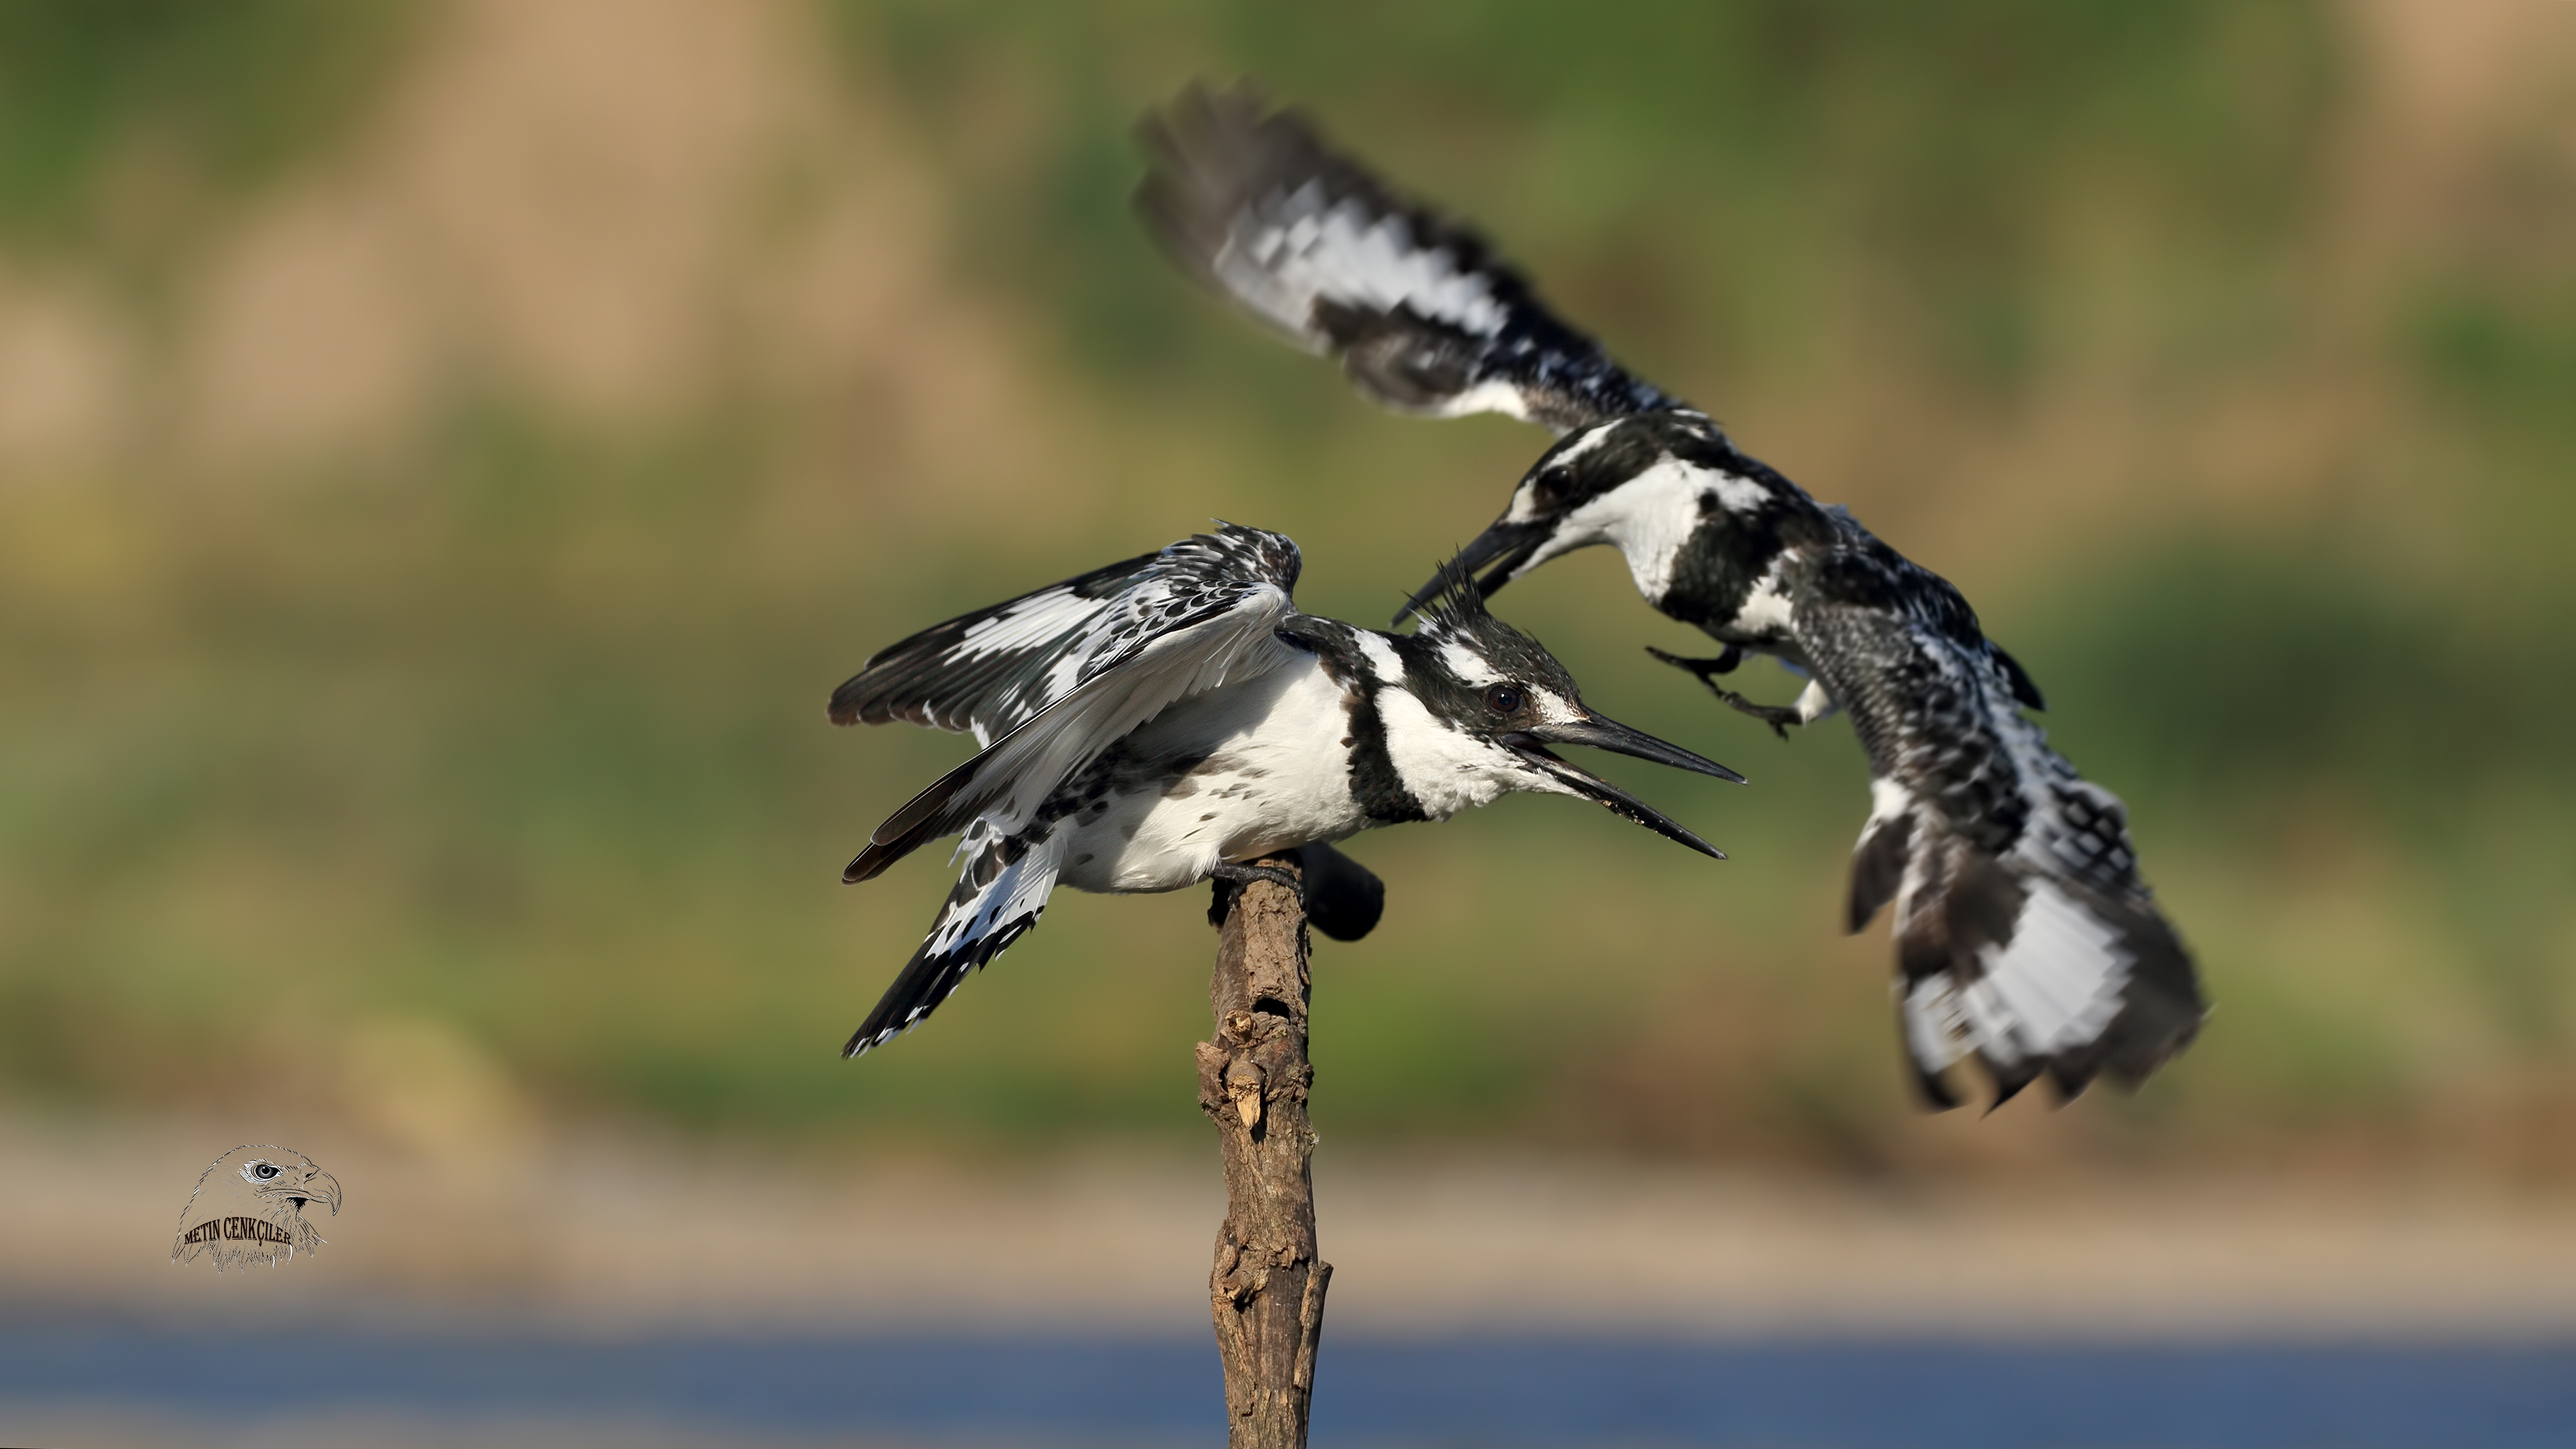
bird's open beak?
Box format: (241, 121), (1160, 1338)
(1502, 713), (1743, 859)
(1394, 519), (1548, 625)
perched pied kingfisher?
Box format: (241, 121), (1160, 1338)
(1137, 85), (2206, 1108)
(829, 523), (1740, 1057)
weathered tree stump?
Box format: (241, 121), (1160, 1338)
(1201, 857), (1330, 1449)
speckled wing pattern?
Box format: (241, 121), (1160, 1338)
(1138, 83), (1675, 433)
(1802, 528), (2202, 1107)
(836, 523), (1305, 877)
(832, 551), (1160, 748)
(842, 814), (1067, 1058)
(834, 525), (1308, 1057)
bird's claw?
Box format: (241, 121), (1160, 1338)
(1208, 860), (1304, 926)
(1206, 849), (1387, 941)
(1212, 861), (1305, 894)
(1646, 644), (1743, 682)
(1648, 645), (1801, 739)
(1715, 691), (1803, 739)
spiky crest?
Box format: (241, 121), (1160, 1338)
(1409, 554), (1491, 637)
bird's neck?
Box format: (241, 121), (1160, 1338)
(1582, 460), (1714, 602)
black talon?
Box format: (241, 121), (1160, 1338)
(1206, 851), (1385, 939)
(1717, 692), (1803, 739)
(1647, 643), (1743, 681)
(1649, 645), (1801, 739)
(1208, 860), (1306, 926)
(1212, 861), (1305, 893)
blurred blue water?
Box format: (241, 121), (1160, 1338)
(5, 1320), (2573, 1447)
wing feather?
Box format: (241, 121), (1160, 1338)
(1799, 556), (2204, 1107)
(1138, 83), (1675, 433)
(833, 525), (1302, 747)
(840, 526), (1306, 881)
(830, 551), (1160, 745)
(845, 824), (1067, 1057)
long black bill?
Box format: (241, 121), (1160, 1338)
(1393, 519), (1547, 625)
(1503, 714), (1744, 859)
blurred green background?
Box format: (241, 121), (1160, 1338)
(0, 0), (2569, 1175)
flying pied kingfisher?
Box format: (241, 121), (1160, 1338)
(1137, 85), (2206, 1108)
(830, 523), (1740, 1057)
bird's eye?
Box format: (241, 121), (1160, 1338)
(1484, 684), (1527, 714)
(252, 1163), (280, 1180)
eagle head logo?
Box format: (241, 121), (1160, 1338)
(171, 1144), (342, 1271)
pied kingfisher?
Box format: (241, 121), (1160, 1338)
(830, 523), (1740, 1058)
(1138, 85), (2205, 1108)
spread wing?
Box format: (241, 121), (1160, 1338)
(832, 525), (1303, 748)
(833, 551), (1153, 747)
(1802, 546), (2204, 1108)
(838, 525), (1307, 881)
(1138, 83), (1676, 434)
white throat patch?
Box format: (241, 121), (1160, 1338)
(1574, 455), (1714, 599)
(1373, 688), (1521, 819)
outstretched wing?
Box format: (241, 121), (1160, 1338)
(840, 525), (1307, 881)
(1138, 83), (1676, 434)
(833, 526), (1302, 748)
(832, 552), (1152, 747)
(1805, 551), (2204, 1108)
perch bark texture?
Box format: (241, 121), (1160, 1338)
(1201, 858), (1330, 1449)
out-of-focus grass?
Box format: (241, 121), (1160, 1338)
(839, 0), (2334, 423)
(0, 0), (2570, 1173)
(0, 0), (417, 256)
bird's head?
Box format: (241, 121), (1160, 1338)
(1397, 411), (1821, 617)
(172, 1144), (341, 1271)
(236, 1148), (341, 1219)
(1378, 565), (1742, 854)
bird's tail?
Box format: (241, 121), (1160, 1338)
(845, 826), (1065, 1059)
(1848, 780), (2204, 1109)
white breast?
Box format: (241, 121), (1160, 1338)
(1059, 658), (1362, 894)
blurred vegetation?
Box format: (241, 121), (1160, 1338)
(0, 0), (2571, 1177)
(850, 0), (2335, 394)
(0, 0), (417, 262)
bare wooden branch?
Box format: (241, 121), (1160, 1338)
(1201, 857), (1330, 1449)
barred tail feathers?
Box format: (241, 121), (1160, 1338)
(845, 829), (1065, 1058)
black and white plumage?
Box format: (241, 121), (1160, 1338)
(830, 524), (1741, 1058)
(1139, 86), (2205, 1108)
(1137, 85), (1674, 433)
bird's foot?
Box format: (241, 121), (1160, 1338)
(1211, 861), (1304, 894)
(1715, 691), (1804, 740)
(1207, 849), (1387, 939)
(1648, 645), (1800, 739)
(1208, 860), (1304, 927)
(1646, 644), (1744, 682)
